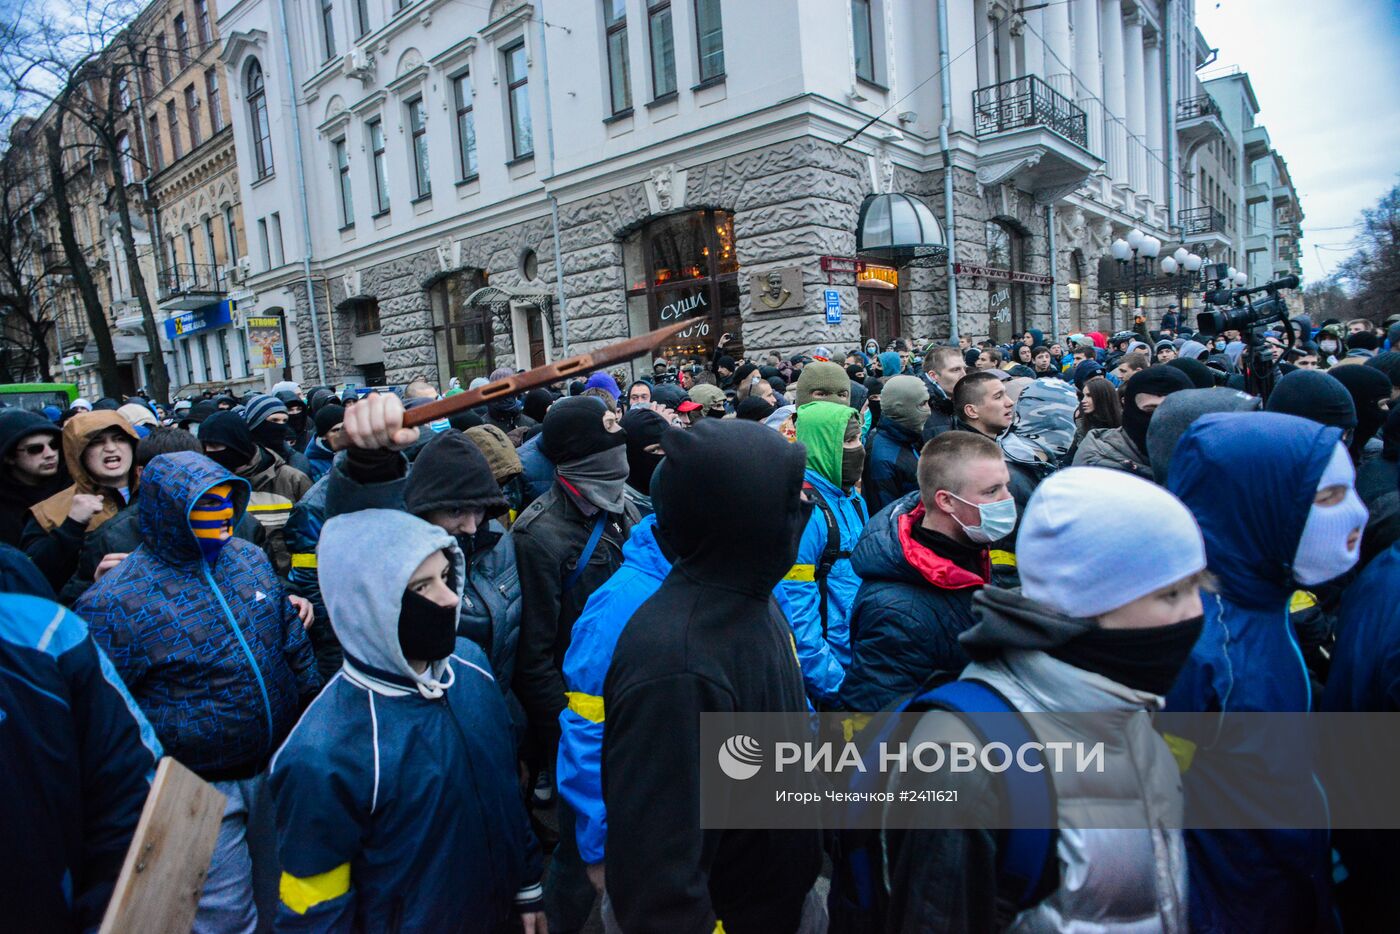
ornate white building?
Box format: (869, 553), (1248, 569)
(213, 0), (1298, 387)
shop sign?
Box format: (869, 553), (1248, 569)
(856, 264), (899, 289)
(246, 314), (285, 370)
(164, 300), (233, 340)
(748, 267), (803, 312)
(989, 285), (1012, 325)
(954, 263), (1054, 286)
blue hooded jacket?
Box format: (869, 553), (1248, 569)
(1165, 412), (1338, 933)
(270, 509), (541, 931)
(557, 515), (798, 863)
(75, 451), (319, 778)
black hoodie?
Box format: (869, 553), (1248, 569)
(403, 430), (508, 519)
(0, 411), (65, 548)
(603, 420), (822, 933)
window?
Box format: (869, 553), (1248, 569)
(218, 326), (232, 377)
(257, 217), (271, 269)
(118, 76), (131, 111)
(852, 0), (874, 82)
(504, 42), (532, 159)
(246, 60), (273, 179)
(157, 34), (171, 85)
(269, 212), (285, 266)
(174, 14), (189, 68)
(623, 209), (742, 361)
(407, 96), (430, 198)
(430, 270), (494, 383)
(185, 85), (202, 148)
(354, 0), (370, 38)
(368, 118), (390, 214)
(182, 341), (195, 386)
(334, 137), (354, 227)
(166, 99), (183, 158)
(195, 0), (211, 43)
(321, 0), (337, 60)
(647, 1), (676, 98)
(147, 114), (163, 171)
(200, 333), (213, 380)
(140, 52), (153, 98)
(205, 68), (223, 132)
(351, 298), (380, 334)
(224, 205), (239, 260)
(984, 220), (1025, 344)
(604, 1), (632, 114)
(202, 215), (217, 266)
(694, 0), (724, 82)
(452, 74), (478, 178)
(116, 132), (134, 184)
(184, 227), (198, 278)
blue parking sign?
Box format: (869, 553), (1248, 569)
(824, 289), (842, 325)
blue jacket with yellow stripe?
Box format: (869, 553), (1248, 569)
(778, 469), (867, 703)
(557, 515), (797, 865)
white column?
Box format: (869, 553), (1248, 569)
(1043, 0), (1073, 97)
(1073, 0), (1104, 156)
(1144, 34), (1165, 204)
(1123, 7), (1147, 193)
(1099, 0), (1126, 182)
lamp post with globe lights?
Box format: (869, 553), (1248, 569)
(1159, 247), (1205, 321)
(1110, 228), (1161, 316)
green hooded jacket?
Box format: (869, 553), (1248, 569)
(796, 401), (856, 487)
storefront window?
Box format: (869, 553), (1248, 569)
(624, 209), (740, 361)
(429, 269), (494, 384)
(985, 220), (1025, 344)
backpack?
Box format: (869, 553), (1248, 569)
(828, 677), (1058, 933)
(803, 480), (850, 641)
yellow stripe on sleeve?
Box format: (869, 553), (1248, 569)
(783, 564), (816, 582)
(279, 863), (351, 915)
(989, 549), (1017, 567)
(566, 692), (605, 723)
(290, 553), (318, 569)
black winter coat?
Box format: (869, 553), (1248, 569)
(864, 421), (922, 515)
(511, 482), (636, 743)
(840, 493), (988, 713)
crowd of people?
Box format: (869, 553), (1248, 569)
(1, 306), (1398, 933)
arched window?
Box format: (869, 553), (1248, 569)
(116, 132), (134, 184)
(429, 269), (493, 384)
(985, 219), (1025, 344)
(623, 209), (741, 361)
(246, 60), (273, 179)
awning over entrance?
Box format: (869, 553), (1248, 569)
(83, 334), (151, 362)
(856, 193), (947, 268)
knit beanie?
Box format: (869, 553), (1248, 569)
(314, 404), (346, 437)
(1329, 364), (1393, 453)
(1146, 388), (1261, 483)
(1122, 365), (1194, 457)
(1018, 467), (1206, 618)
(242, 394), (287, 430)
(404, 430), (508, 519)
(523, 388), (555, 423)
(879, 375), (930, 434)
(584, 371), (621, 400)
(795, 361), (851, 406)
(539, 396), (625, 464)
(1165, 357), (1217, 389)
(1265, 370), (1357, 430)
(688, 384), (727, 410)
(465, 424), (524, 485)
(736, 396), (776, 421)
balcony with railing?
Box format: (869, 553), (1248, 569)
(972, 75), (1101, 201)
(1180, 205), (1228, 236)
(158, 261), (228, 311)
(1176, 94), (1227, 151)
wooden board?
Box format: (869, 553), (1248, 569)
(99, 758), (227, 934)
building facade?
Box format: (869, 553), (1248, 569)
(198, 0), (1292, 391)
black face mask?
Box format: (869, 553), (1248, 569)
(841, 445), (865, 490)
(398, 587), (459, 663)
(288, 411), (308, 435)
(252, 420), (292, 451)
(205, 446), (250, 473)
(1049, 615), (1204, 696)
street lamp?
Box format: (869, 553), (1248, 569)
(1233, 270), (1248, 287)
(1111, 230), (1159, 313)
(1160, 248), (1205, 316)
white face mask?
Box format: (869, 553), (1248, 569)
(948, 492), (1017, 544)
(1319, 340), (1339, 354)
(1292, 444), (1368, 586)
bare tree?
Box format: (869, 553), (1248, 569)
(1337, 182), (1400, 324)
(0, 145), (58, 381)
(1300, 276), (1355, 326)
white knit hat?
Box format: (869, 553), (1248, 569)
(1018, 467), (1206, 618)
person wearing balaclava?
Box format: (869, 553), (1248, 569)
(779, 401), (869, 704)
(198, 411), (311, 575)
(1073, 365), (1193, 479)
(1329, 364), (1392, 463)
(274, 389), (311, 451)
(864, 374), (929, 513)
(269, 508), (544, 933)
(484, 366), (537, 434)
(1166, 412), (1363, 933)
(75, 451), (319, 933)
(619, 407), (670, 517)
(243, 394), (313, 476)
(1265, 369), (1357, 440)
(877, 350), (904, 379)
(604, 419), (823, 932)
(881, 467), (1203, 931)
(1145, 387), (1262, 485)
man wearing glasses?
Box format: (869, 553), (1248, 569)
(0, 410), (64, 548)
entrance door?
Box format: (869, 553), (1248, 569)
(527, 310), (546, 367)
(859, 288), (900, 350)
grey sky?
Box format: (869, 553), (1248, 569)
(1195, 0), (1400, 284)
